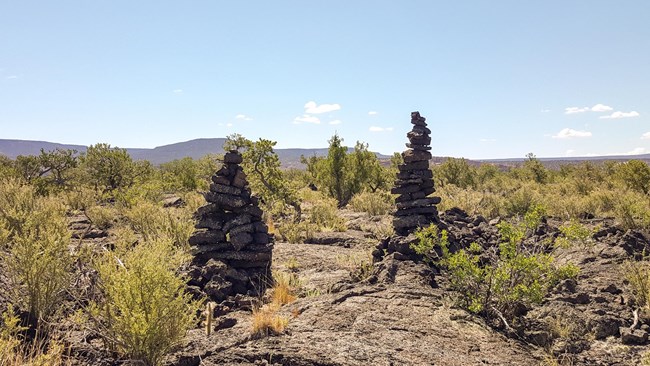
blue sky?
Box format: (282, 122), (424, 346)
(1, 1), (648, 159)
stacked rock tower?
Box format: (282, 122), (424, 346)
(391, 112), (441, 235)
(188, 150), (273, 302)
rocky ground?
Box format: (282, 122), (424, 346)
(2, 207), (650, 365)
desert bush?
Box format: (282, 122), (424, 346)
(113, 179), (165, 208)
(502, 184), (541, 217)
(0, 182), (72, 324)
(0, 155), (19, 179)
(13, 149), (79, 195)
(277, 220), (318, 243)
(307, 198), (346, 232)
(614, 191), (650, 230)
(0, 179), (38, 240)
(301, 134), (388, 206)
(159, 157), (202, 192)
(61, 186), (98, 212)
(90, 238), (199, 366)
(180, 191), (205, 214)
(414, 206), (579, 321)
(435, 157), (476, 189)
(357, 216), (394, 240)
(436, 185), (483, 216)
(614, 160), (650, 195)
(0, 306), (69, 366)
(623, 260), (650, 311)
(522, 153), (550, 184)
(122, 201), (194, 248)
(80, 143), (140, 193)
(348, 190), (393, 216)
(85, 205), (118, 230)
(555, 220), (595, 249)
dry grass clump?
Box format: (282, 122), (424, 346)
(250, 271), (300, 337)
(271, 272), (299, 305)
(251, 304), (289, 337)
(336, 253), (374, 282)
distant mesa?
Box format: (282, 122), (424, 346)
(1, 138), (648, 167)
(0, 138), (389, 168)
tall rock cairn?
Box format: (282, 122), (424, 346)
(188, 150), (273, 302)
(391, 112), (441, 235)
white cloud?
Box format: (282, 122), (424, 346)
(226, 123), (233, 127)
(564, 104), (614, 114)
(368, 111), (378, 115)
(565, 107), (589, 114)
(329, 120), (342, 125)
(6, 75), (19, 79)
(235, 114), (253, 121)
(599, 111), (640, 119)
(591, 103), (613, 112)
(641, 132), (650, 140)
(293, 115), (320, 124)
(552, 128), (592, 139)
(369, 126), (393, 132)
(173, 89), (183, 94)
(565, 149), (576, 157)
(304, 101), (341, 114)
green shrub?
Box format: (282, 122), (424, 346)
(623, 260), (650, 312)
(0, 179), (38, 240)
(278, 220), (318, 243)
(61, 186), (98, 212)
(307, 198), (346, 232)
(503, 185), (540, 217)
(435, 157), (476, 189)
(414, 205), (579, 321)
(90, 238), (199, 366)
(615, 160), (650, 195)
(555, 220), (595, 249)
(348, 190), (393, 216)
(114, 179), (165, 208)
(412, 224), (449, 260)
(614, 191), (650, 230)
(0, 305), (69, 366)
(85, 205), (118, 230)
(0, 183), (72, 324)
(122, 201), (194, 248)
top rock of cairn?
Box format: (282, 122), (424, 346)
(391, 112), (441, 235)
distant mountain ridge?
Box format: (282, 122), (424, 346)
(2, 138), (648, 168)
(0, 138), (387, 168)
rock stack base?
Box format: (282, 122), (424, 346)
(187, 150), (273, 302)
(391, 112), (441, 235)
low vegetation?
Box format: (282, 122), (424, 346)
(89, 237), (200, 366)
(0, 135), (649, 363)
(413, 205), (580, 323)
